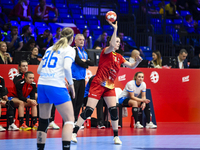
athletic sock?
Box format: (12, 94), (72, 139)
(8, 116), (14, 125)
(144, 104), (150, 123)
(32, 116), (37, 125)
(62, 141), (71, 150)
(37, 143), (45, 150)
(19, 117), (24, 126)
(73, 125), (80, 134)
(113, 130), (118, 137)
(132, 107), (138, 123)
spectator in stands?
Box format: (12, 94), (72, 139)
(84, 76), (106, 129)
(34, 0), (58, 23)
(83, 29), (93, 49)
(165, 0), (179, 19)
(36, 29), (53, 56)
(28, 47), (40, 65)
(71, 34), (94, 122)
(21, 25), (34, 44)
(93, 31), (107, 49)
(141, 0), (159, 15)
(0, 41), (12, 64)
(9, 0), (31, 21)
(118, 72), (157, 129)
(191, 0), (200, 21)
(0, 76), (19, 131)
(118, 32), (137, 55)
(53, 27), (61, 43)
(176, 0), (189, 12)
(158, 1), (165, 16)
(184, 15), (198, 34)
(129, 49), (140, 63)
(175, 49), (188, 69)
(21, 38), (36, 51)
(7, 71), (38, 131)
(149, 50), (162, 68)
(0, 6), (11, 33)
(189, 52), (200, 68)
(4, 26), (23, 56)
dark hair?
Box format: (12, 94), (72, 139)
(106, 36), (120, 46)
(11, 26), (18, 31)
(185, 15), (192, 21)
(44, 29), (50, 34)
(25, 71), (34, 77)
(22, 25), (30, 34)
(19, 60), (28, 67)
(133, 72), (144, 80)
(179, 49), (188, 54)
(56, 27), (61, 32)
(83, 28), (89, 34)
(30, 47), (38, 52)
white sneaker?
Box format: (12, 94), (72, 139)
(8, 123), (19, 131)
(80, 125), (84, 129)
(146, 121), (157, 129)
(71, 133), (77, 143)
(134, 121), (144, 129)
(0, 125), (6, 132)
(113, 136), (122, 145)
(48, 121), (60, 130)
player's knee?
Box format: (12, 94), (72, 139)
(80, 106), (94, 120)
(64, 121), (74, 126)
(37, 118), (49, 133)
(109, 106), (118, 121)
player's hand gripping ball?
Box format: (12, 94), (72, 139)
(105, 11), (117, 23)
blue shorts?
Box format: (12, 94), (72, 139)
(8, 97), (14, 101)
(37, 84), (71, 105)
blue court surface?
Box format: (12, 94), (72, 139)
(1, 135), (200, 150)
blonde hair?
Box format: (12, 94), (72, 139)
(152, 50), (162, 67)
(133, 72), (144, 80)
(52, 27), (74, 51)
(0, 41), (7, 63)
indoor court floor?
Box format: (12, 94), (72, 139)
(1, 122), (200, 150)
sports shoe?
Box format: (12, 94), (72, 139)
(146, 121), (157, 129)
(113, 136), (122, 145)
(0, 125), (6, 132)
(71, 133), (77, 143)
(32, 123), (39, 130)
(8, 123), (19, 131)
(19, 123), (32, 131)
(97, 121), (106, 129)
(48, 121), (60, 130)
(134, 121), (144, 129)
(118, 125), (121, 129)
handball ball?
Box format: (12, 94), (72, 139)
(105, 11), (117, 22)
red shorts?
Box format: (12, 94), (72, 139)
(88, 82), (116, 100)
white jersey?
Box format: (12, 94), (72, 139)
(119, 80), (146, 99)
(38, 45), (75, 88)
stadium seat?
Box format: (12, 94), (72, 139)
(88, 20), (100, 26)
(140, 46), (152, 59)
(174, 19), (183, 25)
(71, 8), (83, 15)
(34, 22), (50, 35)
(150, 18), (162, 34)
(180, 11), (191, 17)
(85, 15), (97, 20)
(124, 36), (136, 48)
(103, 25), (114, 30)
(68, 3), (81, 9)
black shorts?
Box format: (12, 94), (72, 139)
(122, 98), (130, 106)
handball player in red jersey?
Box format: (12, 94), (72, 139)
(72, 21), (142, 145)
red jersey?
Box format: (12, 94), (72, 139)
(8, 79), (36, 102)
(34, 4), (56, 21)
(92, 48), (126, 89)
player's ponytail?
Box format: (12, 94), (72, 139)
(52, 27), (74, 51)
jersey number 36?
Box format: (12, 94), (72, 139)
(42, 51), (58, 68)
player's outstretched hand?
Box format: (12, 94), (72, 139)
(68, 84), (75, 99)
(141, 103), (146, 110)
(107, 20), (118, 30)
(136, 55), (143, 63)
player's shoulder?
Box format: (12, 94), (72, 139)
(0, 76), (3, 79)
(141, 82), (146, 87)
